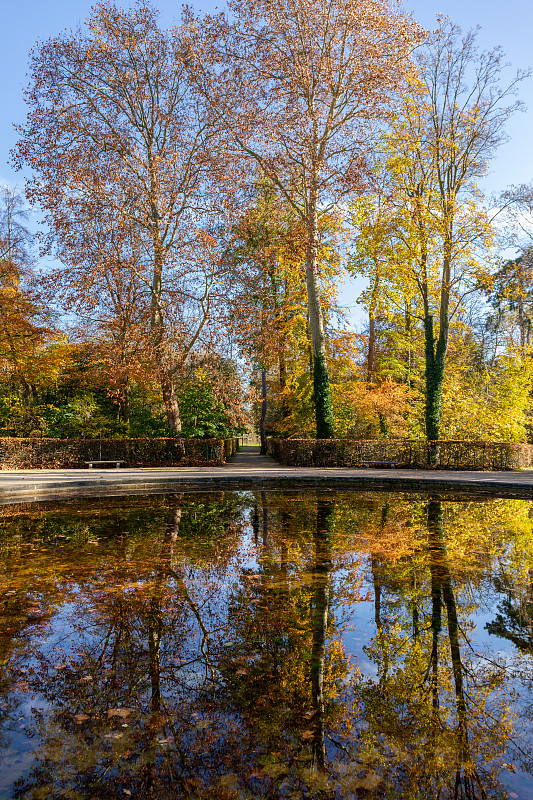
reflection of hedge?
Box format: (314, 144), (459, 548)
(268, 438), (533, 471)
(0, 437), (240, 469)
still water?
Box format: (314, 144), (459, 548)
(1, 490), (532, 799)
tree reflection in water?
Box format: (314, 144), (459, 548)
(0, 491), (532, 799)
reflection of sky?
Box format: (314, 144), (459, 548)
(340, 597), (380, 678)
(349, 556), (533, 800)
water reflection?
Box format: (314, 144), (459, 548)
(0, 491), (532, 799)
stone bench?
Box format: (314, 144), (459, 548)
(84, 460), (125, 469)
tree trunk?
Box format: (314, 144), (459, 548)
(261, 490), (268, 546)
(279, 348), (290, 424)
(148, 170), (183, 439)
(306, 202), (334, 439)
(161, 372), (181, 436)
(260, 368), (267, 455)
(424, 313), (447, 453)
(367, 313), (376, 383)
(427, 500), (443, 713)
(311, 499), (334, 771)
(118, 378), (130, 425)
(167, 506), (182, 571)
(268, 263), (290, 426)
(425, 246), (452, 450)
(372, 555), (381, 628)
(405, 301), (412, 389)
(252, 502), (260, 544)
(428, 499), (473, 786)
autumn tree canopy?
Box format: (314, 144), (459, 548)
(352, 22), (526, 445)
(14, 2), (232, 435)
(185, 0), (423, 438)
(5, 2), (533, 445)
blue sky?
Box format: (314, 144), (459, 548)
(2, 0), (531, 191)
(1, 0), (532, 321)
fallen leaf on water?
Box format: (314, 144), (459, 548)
(107, 708), (133, 719)
(104, 733), (123, 740)
(157, 737), (174, 744)
(74, 714), (90, 724)
(359, 772), (382, 791)
(301, 730), (314, 739)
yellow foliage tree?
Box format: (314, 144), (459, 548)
(352, 22), (523, 447)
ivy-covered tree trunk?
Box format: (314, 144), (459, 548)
(311, 500), (334, 771)
(427, 499), (443, 711)
(306, 198), (334, 439)
(422, 230), (452, 464)
(423, 245), (450, 462)
(424, 314), (447, 442)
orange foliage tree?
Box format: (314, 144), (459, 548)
(0, 185), (62, 414)
(14, 3), (230, 435)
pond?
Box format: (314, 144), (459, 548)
(0, 490), (532, 799)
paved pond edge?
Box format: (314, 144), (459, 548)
(1, 469), (533, 503)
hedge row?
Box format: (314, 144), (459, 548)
(0, 437), (240, 469)
(268, 438), (533, 471)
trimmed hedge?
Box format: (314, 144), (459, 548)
(267, 438), (533, 471)
(0, 437), (240, 470)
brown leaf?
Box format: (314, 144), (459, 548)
(107, 708), (133, 719)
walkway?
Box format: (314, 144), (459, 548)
(1, 446), (533, 503)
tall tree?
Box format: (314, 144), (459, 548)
(15, 3), (225, 435)
(225, 193), (353, 438)
(186, 0), (421, 437)
(353, 22), (525, 445)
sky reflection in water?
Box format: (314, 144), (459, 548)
(0, 490), (533, 800)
